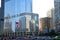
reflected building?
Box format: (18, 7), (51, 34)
(4, 14), (12, 33)
(15, 13), (39, 33)
(0, 0), (32, 34)
(15, 16), (27, 32)
(4, 0), (32, 32)
(5, 0), (32, 16)
(30, 19), (36, 32)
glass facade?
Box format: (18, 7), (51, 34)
(0, 0), (4, 35)
(4, 0), (32, 32)
(20, 13), (39, 32)
(5, 0), (32, 16)
(54, 0), (60, 32)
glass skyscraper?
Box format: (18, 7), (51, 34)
(5, 0), (32, 16)
(54, 0), (60, 32)
(4, 0), (32, 32)
(0, 0), (4, 35)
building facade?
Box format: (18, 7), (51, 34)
(40, 17), (52, 33)
(15, 16), (26, 32)
(0, 0), (33, 35)
(15, 13), (39, 34)
(5, 0), (32, 16)
(47, 8), (55, 30)
(54, 0), (60, 32)
(4, 0), (32, 32)
(20, 13), (39, 32)
(0, 0), (4, 35)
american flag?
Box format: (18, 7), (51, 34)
(16, 22), (21, 27)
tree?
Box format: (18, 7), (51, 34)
(48, 30), (56, 36)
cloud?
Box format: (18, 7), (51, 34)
(33, 0), (54, 18)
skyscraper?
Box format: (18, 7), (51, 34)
(5, 0), (32, 16)
(0, 0), (4, 35)
(54, 0), (60, 32)
(4, 0), (32, 32)
(47, 8), (55, 30)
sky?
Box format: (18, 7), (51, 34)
(33, 0), (54, 18)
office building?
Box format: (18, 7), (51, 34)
(47, 8), (55, 30)
(20, 13), (39, 32)
(4, 0), (32, 32)
(0, 0), (4, 35)
(40, 17), (52, 33)
(54, 0), (60, 32)
(5, 0), (32, 16)
(15, 13), (39, 33)
(30, 19), (36, 32)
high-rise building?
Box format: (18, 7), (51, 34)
(0, 0), (4, 35)
(40, 17), (52, 33)
(47, 8), (54, 18)
(54, 0), (60, 32)
(4, 0), (32, 32)
(5, 0), (32, 16)
(47, 8), (55, 30)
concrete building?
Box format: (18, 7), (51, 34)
(54, 0), (60, 32)
(47, 8), (55, 30)
(40, 17), (52, 33)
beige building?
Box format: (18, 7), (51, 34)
(40, 17), (53, 33)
